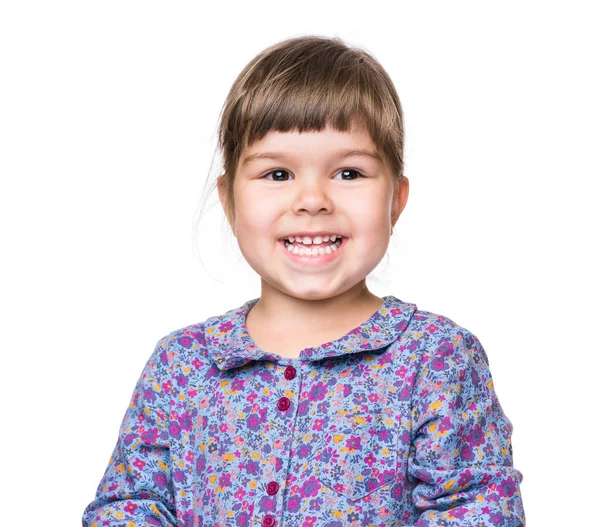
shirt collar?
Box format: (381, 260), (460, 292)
(205, 295), (418, 370)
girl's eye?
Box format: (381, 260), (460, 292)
(262, 168), (365, 181)
(263, 169), (291, 181)
(334, 169), (365, 180)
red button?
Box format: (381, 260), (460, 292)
(284, 366), (296, 380)
(262, 514), (275, 527)
(266, 481), (279, 495)
(277, 396), (290, 411)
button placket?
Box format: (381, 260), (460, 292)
(260, 364), (296, 527)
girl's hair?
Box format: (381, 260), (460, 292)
(193, 35), (405, 281)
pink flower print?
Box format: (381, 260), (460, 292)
(377, 352), (392, 365)
(141, 428), (158, 444)
(246, 413), (261, 431)
(231, 378), (245, 392)
(162, 380), (172, 393)
(460, 444), (475, 462)
(399, 386), (411, 401)
(308, 382), (327, 401)
(468, 424), (485, 447)
(173, 468), (187, 484)
(376, 427), (392, 441)
(431, 356), (448, 371)
(234, 488), (246, 500)
(437, 340), (454, 357)
(143, 387), (156, 403)
(425, 323), (439, 334)
(325, 446), (340, 464)
(379, 469), (395, 485)
(258, 495), (276, 512)
(312, 419), (324, 431)
(458, 469), (473, 488)
(333, 482), (345, 494)
(218, 473), (232, 488)
(447, 506), (467, 519)
(345, 435), (361, 452)
(133, 458), (146, 470)
(178, 335), (192, 348)
(179, 412), (193, 431)
(195, 454), (206, 474)
(302, 516), (317, 527)
(368, 393), (379, 402)
(182, 510), (194, 527)
(219, 321), (233, 333)
(297, 443), (312, 459)
(287, 495), (301, 512)
(169, 421), (181, 439)
(220, 423), (230, 433)
(438, 416), (452, 433)
(192, 357), (202, 370)
(489, 512), (504, 526)
(396, 365), (407, 378)
(235, 511), (250, 526)
(188, 389), (198, 398)
(498, 476), (517, 497)
(185, 450), (194, 463)
(246, 391), (257, 403)
(152, 470), (167, 490)
(299, 476), (320, 498)
(124, 501), (137, 514)
(364, 452), (376, 467)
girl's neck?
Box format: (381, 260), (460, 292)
(249, 282), (384, 336)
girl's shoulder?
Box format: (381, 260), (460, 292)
(406, 305), (488, 369)
(410, 305), (481, 341)
(154, 300), (252, 371)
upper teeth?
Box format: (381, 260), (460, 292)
(285, 235), (342, 244)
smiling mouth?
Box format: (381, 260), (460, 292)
(283, 237), (343, 254)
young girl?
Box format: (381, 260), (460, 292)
(82, 36), (525, 527)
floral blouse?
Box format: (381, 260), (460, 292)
(82, 295), (525, 527)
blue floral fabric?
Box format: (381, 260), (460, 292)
(82, 295), (525, 526)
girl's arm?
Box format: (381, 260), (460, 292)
(82, 335), (177, 527)
(407, 329), (525, 527)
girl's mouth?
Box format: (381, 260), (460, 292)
(278, 237), (348, 266)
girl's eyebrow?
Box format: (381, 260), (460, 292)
(242, 148), (383, 166)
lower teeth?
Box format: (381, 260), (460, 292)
(284, 239), (342, 256)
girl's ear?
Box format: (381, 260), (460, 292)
(391, 176), (409, 230)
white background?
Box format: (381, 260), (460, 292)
(1, 1), (598, 525)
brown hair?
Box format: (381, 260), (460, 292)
(210, 34), (406, 227)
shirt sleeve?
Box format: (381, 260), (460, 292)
(406, 328), (525, 527)
(82, 335), (177, 527)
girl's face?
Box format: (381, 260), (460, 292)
(219, 122), (408, 302)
